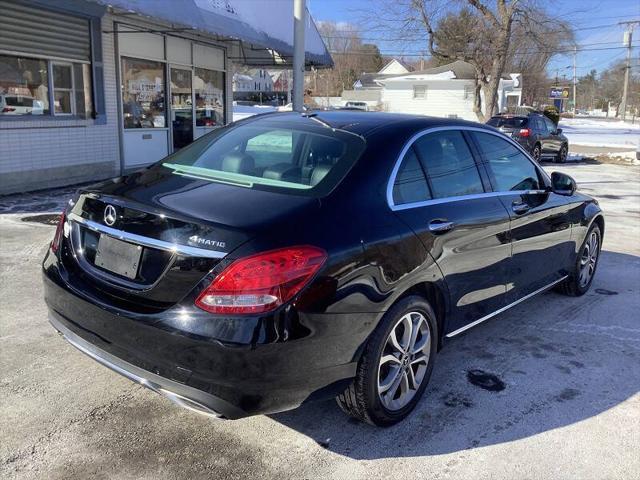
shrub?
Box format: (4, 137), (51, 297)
(543, 106), (560, 125)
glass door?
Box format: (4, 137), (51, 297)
(169, 67), (193, 150)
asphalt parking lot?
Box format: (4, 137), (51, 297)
(1, 161), (639, 480)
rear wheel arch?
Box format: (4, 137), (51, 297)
(389, 282), (447, 351)
(351, 280), (448, 365)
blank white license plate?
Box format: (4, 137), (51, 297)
(94, 234), (142, 279)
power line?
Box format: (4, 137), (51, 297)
(320, 20), (633, 37)
(326, 45), (639, 57)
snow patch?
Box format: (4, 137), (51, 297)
(560, 118), (639, 149)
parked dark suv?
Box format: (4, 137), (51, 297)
(44, 112), (603, 426)
(487, 113), (569, 163)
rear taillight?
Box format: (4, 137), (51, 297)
(50, 212), (66, 253)
(518, 128), (531, 137)
(196, 246), (327, 314)
(2, 107), (16, 113)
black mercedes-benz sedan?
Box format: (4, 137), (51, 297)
(43, 111), (604, 426)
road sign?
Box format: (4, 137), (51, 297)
(549, 87), (570, 99)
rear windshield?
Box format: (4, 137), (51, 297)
(487, 117), (527, 128)
(162, 118), (365, 197)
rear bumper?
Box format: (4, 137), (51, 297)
(49, 311), (239, 419)
(43, 258), (367, 419)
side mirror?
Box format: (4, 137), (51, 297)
(556, 128), (563, 134)
(551, 171), (576, 196)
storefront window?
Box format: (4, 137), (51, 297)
(121, 57), (166, 129)
(0, 55), (49, 115)
(53, 64), (73, 114)
(194, 68), (224, 127)
(74, 64), (92, 118)
(0, 54), (93, 118)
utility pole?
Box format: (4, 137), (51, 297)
(573, 46), (577, 113)
(292, 0), (305, 112)
(619, 21), (639, 121)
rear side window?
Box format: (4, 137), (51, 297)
(487, 117), (527, 128)
(472, 132), (542, 191)
(392, 147), (431, 205)
(413, 131), (484, 199)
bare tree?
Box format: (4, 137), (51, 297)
(315, 22), (384, 96)
(361, 0), (574, 121)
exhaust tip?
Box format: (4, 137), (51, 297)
(157, 388), (224, 419)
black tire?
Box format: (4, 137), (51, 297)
(532, 143), (542, 162)
(556, 144), (568, 163)
(336, 295), (438, 426)
(557, 223), (602, 296)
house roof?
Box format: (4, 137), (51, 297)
(410, 60), (477, 79)
(378, 59), (410, 74)
(355, 60), (517, 88)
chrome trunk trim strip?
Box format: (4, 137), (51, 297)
(67, 212), (226, 259)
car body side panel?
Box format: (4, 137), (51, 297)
(393, 197), (512, 333)
(497, 192), (575, 301)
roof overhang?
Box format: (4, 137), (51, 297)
(90, 0), (333, 68)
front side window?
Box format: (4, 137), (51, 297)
(472, 132), (542, 191)
(413, 130), (484, 199)
(392, 147), (431, 205)
(194, 67), (224, 127)
(121, 57), (166, 128)
(0, 55), (49, 115)
(162, 119), (365, 197)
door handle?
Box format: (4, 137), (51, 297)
(428, 219), (454, 233)
(512, 202), (531, 215)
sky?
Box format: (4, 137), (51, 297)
(307, 0), (640, 80)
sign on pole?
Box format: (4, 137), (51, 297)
(549, 87), (570, 99)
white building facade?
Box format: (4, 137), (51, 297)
(380, 62), (522, 121)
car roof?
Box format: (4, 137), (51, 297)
(242, 111), (496, 138)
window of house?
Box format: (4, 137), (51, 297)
(195, 68), (225, 127)
(472, 132), (542, 191)
(0, 55), (93, 118)
(413, 131), (484, 199)
(413, 85), (427, 99)
(121, 57), (166, 128)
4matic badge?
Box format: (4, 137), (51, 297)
(189, 235), (226, 249)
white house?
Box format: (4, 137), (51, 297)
(233, 69), (274, 92)
(378, 61), (522, 121)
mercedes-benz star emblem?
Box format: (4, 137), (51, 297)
(104, 204), (117, 226)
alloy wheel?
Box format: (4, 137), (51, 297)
(533, 146), (541, 161)
(559, 146), (568, 163)
(579, 231), (599, 287)
(377, 311), (431, 411)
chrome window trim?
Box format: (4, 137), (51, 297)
(390, 189), (548, 211)
(67, 212), (226, 259)
(386, 125), (549, 211)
